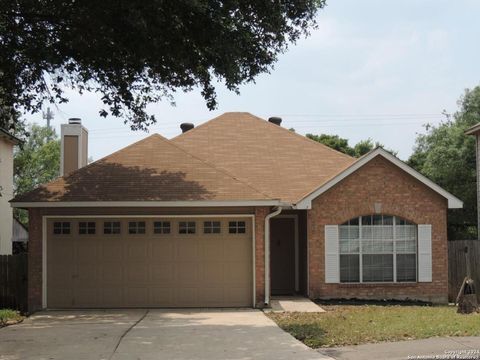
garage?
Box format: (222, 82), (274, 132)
(46, 216), (253, 308)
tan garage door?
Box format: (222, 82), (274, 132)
(46, 217), (253, 308)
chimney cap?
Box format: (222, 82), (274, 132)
(68, 117), (82, 125)
(180, 123), (195, 133)
(268, 117), (282, 126)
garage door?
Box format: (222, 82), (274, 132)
(46, 217), (253, 308)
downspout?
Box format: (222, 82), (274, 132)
(264, 206), (283, 305)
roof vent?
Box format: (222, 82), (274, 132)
(68, 117), (82, 125)
(268, 117), (282, 126)
(180, 123), (194, 133)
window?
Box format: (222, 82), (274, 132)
(204, 221), (221, 234)
(154, 221), (171, 234)
(179, 221), (196, 234)
(79, 222), (96, 235)
(128, 221), (146, 234)
(229, 221), (246, 234)
(53, 222), (70, 235)
(104, 221), (121, 234)
(339, 215), (417, 283)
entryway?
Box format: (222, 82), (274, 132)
(270, 212), (308, 296)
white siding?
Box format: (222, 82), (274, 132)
(325, 225), (339, 283)
(418, 224), (432, 282)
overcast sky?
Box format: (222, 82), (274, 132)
(26, 0), (480, 161)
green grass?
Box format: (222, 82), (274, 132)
(0, 309), (23, 327)
(267, 305), (480, 348)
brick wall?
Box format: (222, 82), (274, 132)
(28, 208), (43, 312)
(307, 156), (449, 303)
(254, 206), (269, 307)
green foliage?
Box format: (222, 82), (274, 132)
(306, 133), (396, 158)
(268, 305), (480, 348)
(0, 1), (325, 131)
(408, 87), (480, 239)
(14, 124), (60, 225)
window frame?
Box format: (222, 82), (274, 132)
(228, 221), (246, 234)
(203, 221), (221, 234)
(339, 215), (417, 284)
(153, 221), (171, 234)
(78, 221), (96, 235)
(128, 221), (146, 235)
(179, 221), (196, 234)
(53, 221), (71, 235)
(103, 221), (121, 235)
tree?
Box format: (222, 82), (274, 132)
(407, 87), (480, 240)
(14, 124), (60, 225)
(306, 133), (396, 158)
(0, 1), (325, 131)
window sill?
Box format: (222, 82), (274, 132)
(338, 282), (418, 288)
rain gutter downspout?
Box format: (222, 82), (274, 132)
(264, 206), (283, 306)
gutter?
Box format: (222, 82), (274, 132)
(264, 206), (283, 305)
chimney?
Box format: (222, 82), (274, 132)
(60, 118), (88, 176)
(180, 123), (194, 133)
(268, 117), (282, 126)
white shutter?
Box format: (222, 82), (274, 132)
(325, 225), (340, 283)
(418, 224), (432, 282)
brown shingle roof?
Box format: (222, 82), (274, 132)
(172, 112), (355, 203)
(12, 133), (273, 202)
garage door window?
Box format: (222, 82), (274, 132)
(79, 222), (96, 235)
(179, 221), (196, 234)
(104, 221), (121, 234)
(204, 221), (221, 234)
(53, 222), (70, 235)
(229, 221), (246, 234)
(129, 221), (146, 234)
(154, 221), (170, 234)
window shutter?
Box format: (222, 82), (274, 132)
(418, 224), (432, 282)
(325, 225), (340, 283)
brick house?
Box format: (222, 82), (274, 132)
(11, 113), (462, 312)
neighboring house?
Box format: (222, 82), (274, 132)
(12, 218), (29, 254)
(465, 123), (480, 239)
(0, 128), (21, 255)
(11, 113), (462, 312)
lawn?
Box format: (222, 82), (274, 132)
(267, 305), (480, 348)
(0, 309), (23, 327)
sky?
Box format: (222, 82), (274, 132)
(26, 0), (480, 161)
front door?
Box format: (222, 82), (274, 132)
(270, 217), (296, 295)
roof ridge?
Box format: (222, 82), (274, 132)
(173, 112), (354, 161)
(163, 132), (276, 200)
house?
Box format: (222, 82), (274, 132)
(12, 218), (29, 253)
(465, 123), (480, 239)
(0, 128), (21, 255)
(11, 113), (462, 312)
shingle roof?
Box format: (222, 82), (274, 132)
(12, 133), (274, 203)
(0, 128), (22, 144)
(172, 112), (355, 203)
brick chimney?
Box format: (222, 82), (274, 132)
(60, 118), (88, 176)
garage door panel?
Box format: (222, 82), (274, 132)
(150, 263), (175, 283)
(47, 217), (253, 308)
(151, 240), (175, 260)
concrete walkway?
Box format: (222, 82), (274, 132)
(319, 336), (480, 360)
(268, 296), (326, 313)
(0, 309), (333, 360)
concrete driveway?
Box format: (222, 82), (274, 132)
(0, 309), (332, 360)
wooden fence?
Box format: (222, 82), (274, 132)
(0, 253), (27, 312)
(448, 240), (480, 303)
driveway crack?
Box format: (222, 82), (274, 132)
(108, 310), (149, 360)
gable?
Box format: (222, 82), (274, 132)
(294, 148), (463, 209)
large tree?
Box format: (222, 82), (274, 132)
(407, 87), (480, 240)
(0, 1), (324, 130)
(14, 124), (60, 225)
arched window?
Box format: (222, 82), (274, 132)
(339, 215), (417, 283)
